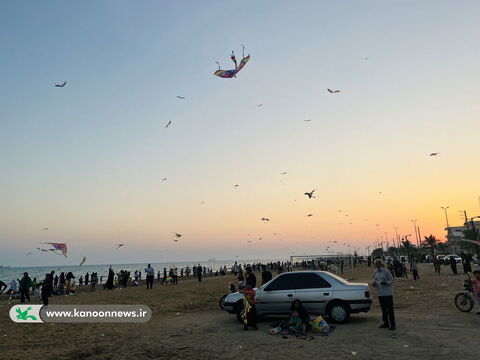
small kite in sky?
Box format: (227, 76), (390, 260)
(327, 88), (340, 94)
(304, 189), (317, 199)
(116, 244), (124, 250)
(162, 178), (167, 181)
(25, 252), (32, 256)
(304, 119), (312, 122)
(79, 256), (86, 266)
(429, 152), (439, 156)
(258, 237), (263, 241)
(234, 184), (240, 189)
(173, 233), (182, 239)
(214, 45), (250, 79)
(166, 121), (172, 128)
(280, 171), (287, 175)
(55, 81), (66, 87)
(261, 217), (271, 223)
(36, 248), (49, 252)
(257, 104), (263, 107)
(306, 214), (314, 217)
(42, 228), (49, 231)
(177, 96), (185, 99)
(200, 201), (206, 205)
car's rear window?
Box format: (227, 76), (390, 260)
(323, 272), (349, 284)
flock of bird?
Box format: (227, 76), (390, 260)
(44, 62), (442, 256)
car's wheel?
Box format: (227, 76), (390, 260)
(454, 292), (474, 312)
(219, 294), (228, 310)
(235, 301), (244, 323)
(327, 301), (350, 324)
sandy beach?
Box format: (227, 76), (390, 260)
(1, 263), (477, 360)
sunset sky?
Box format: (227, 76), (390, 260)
(1, 1), (479, 266)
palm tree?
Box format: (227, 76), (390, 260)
(423, 234), (437, 256)
(402, 239), (413, 258)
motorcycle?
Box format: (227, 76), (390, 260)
(454, 273), (474, 312)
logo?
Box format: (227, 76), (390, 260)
(9, 305), (44, 323)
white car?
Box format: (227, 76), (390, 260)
(445, 255), (462, 264)
(220, 271), (372, 324)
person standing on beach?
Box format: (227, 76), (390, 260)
(18, 272), (32, 303)
(410, 257), (420, 281)
(161, 268), (167, 284)
(433, 256), (441, 275)
(40, 280), (48, 305)
(232, 262), (239, 276)
(450, 256), (458, 275)
(104, 267), (114, 290)
(85, 272), (89, 286)
(145, 264), (154, 289)
(245, 267), (256, 288)
(261, 265), (272, 285)
(372, 259), (396, 330)
(197, 264), (202, 282)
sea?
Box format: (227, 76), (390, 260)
(0, 258), (284, 282)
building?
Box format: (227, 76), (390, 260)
(445, 221), (480, 247)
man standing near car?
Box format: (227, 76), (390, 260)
(245, 266), (256, 288)
(372, 259), (396, 330)
(261, 265), (272, 285)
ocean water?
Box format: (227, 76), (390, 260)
(0, 258), (282, 283)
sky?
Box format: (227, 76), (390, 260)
(1, 1), (479, 266)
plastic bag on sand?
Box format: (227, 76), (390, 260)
(311, 315), (330, 333)
(269, 326), (283, 335)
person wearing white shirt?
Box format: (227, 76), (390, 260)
(145, 264), (154, 289)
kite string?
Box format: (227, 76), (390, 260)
(215, 61), (221, 70)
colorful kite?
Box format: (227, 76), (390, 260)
(44, 242), (68, 257)
(79, 256), (86, 266)
(214, 45), (250, 78)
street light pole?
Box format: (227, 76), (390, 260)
(411, 219), (419, 246)
(441, 206), (450, 228)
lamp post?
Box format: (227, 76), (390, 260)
(441, 206), (450, 228)
(411, 219), (419, 246)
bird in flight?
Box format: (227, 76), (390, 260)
(378, 191), (382, 194)
(306, 213), (314, 217)
(327, 88), (340, 94)
(429, 152), (439, 157)
(55, 81), (66, 87)
(177, 96), (186, 99)
(41, 228), (49, 231)
(261, 217), (271, 223)
(234, 184), (240, 189)
(166, 121), (172, 128)
(258, 237), (263, 241)
(304, 119), (312, 122)
(116, 244), (124, 249)
(162, 178), (167, 181)
(257, 104), (263, 107)
(280, 171), (287, 175)
(173, 233), (182, 239)
(304, 189), (317, 199)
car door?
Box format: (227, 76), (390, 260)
(256, 273), (297, 314)
(293, 273), (333, 314)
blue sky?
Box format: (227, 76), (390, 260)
(1, 1), (479, 266)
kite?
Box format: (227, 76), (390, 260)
(304, 189), (317, 199)
(327, 88), (340, 94)
(41, 227), (49, 231)
(36, 248), (49, 252)
(214, 45), (250, 78)
(429, 152), (439, 156)
(55, 81), (66, 87)
(257, 104), (263, 107)
(166, 121), (172, 128)
(116, 244), (124, 249)
(25, 252), (32, 256)
(79, 256), (86, 266)
(280, 171), (287, 175)
(45, 243), (68, 257)
(162, 178), (167, 181)
(177, 96), (185, 99)
(261, 217), (271, 223)
(306, 214), (314, 217)
(234, 184), (240, 189)
(173, 233), (182, 239)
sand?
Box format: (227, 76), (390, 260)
(0, 263), (478, 360)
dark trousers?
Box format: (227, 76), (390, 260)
(412, 269), (419, 281)
(378, 296), (395, 327)
(41, 292), (48, 306)
(245, 304), (257, 328)
(197, 275), (202, 282)
(146, 275), (154, 289)
(20, 289), (30, 303)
